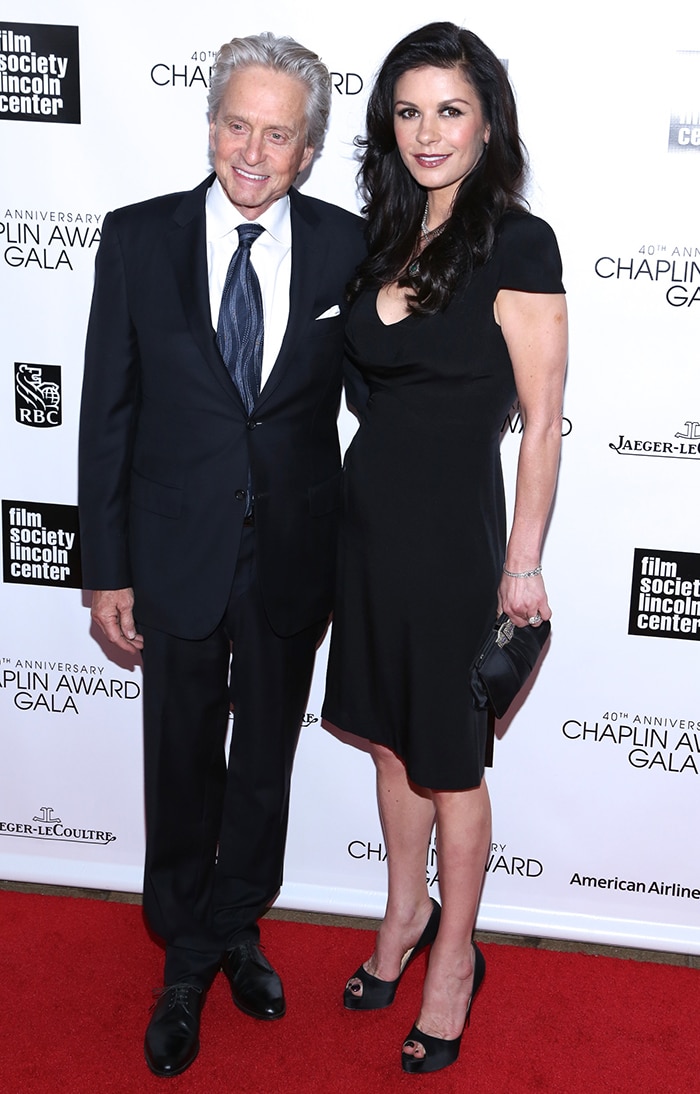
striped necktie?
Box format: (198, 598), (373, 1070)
(216, 222), (265, 414)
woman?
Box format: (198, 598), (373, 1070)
(323, 22), (567, 1075)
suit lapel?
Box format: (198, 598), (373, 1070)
(167, 174), (244, 407)
(254, 188), (327, 412)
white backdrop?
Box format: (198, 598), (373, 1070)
(1, 0), (699, 954)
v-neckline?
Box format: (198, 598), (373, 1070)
(374, 290), (413, 327)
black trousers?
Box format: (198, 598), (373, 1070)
(140, 527), (324, 987)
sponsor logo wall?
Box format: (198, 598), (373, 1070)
(1, 0), (698, 954)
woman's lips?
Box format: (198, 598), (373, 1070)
(413, 154), (450, 168)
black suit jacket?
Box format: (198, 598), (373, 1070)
(79, 175), (365, 639)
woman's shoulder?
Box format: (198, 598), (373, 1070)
(496, 208), (559, 250)
(491, 208), (564, 292)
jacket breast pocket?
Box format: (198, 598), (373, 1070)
(310, 314), (343, 341)
(130, 470), (182, 519)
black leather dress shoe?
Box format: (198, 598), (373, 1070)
(144, 983), (205, 1077)
(222, 940), (286, 1020)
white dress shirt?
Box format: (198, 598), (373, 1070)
(206, 177), (291, 391)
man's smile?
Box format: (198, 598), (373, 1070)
(232, 165), (270, 182)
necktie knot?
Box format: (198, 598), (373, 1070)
(236, 222), (264, 250)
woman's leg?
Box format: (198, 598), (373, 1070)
(349, 743), (436, 989)
(403, 777), (491, 1056)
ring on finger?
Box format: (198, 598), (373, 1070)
(528, 612), (542, 625)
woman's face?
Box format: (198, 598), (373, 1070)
(393, 65), (490, 207)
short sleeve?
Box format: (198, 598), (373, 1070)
(495, 212), (565, 294)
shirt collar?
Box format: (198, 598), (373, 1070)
(206, 177), (291, 246)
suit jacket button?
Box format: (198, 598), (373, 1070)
(234, 489), (246, 501)
(246, 419), (259, 430)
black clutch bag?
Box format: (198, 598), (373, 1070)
(471, 613), (551, 719)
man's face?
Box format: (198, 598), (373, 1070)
(209, 65), (315, 220)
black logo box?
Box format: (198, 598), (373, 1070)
(2, 499), (82, 588)
(0, 22), (80, 124)
(629, 547), (700, 642)
(15, 362), (62, 428)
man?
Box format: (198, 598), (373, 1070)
(78, 32), (364, 1077)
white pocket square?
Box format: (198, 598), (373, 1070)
(315, 305), (341, 320)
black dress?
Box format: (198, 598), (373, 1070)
(323, 212), (564, 790)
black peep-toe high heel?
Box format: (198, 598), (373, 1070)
(343, 898), (441, 1011)
(401, 941), (485, 1074)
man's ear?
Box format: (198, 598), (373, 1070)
(298, 144), (315, 174)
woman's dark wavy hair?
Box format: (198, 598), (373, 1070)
(350, 22), (527, 314)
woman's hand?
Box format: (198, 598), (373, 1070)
(497, 572), (551, 628)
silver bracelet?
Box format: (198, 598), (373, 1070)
(503, 564), (542, 578)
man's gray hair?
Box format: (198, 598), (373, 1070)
(208, 31), (332, 150)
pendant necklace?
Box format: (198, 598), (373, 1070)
(409, 201), (446, 276)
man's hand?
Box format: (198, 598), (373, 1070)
(91, 588), (144, 653)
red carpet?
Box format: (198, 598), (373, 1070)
(1, 890), (699, 1093)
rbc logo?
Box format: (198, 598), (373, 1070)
(14, 362), (62, 427)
